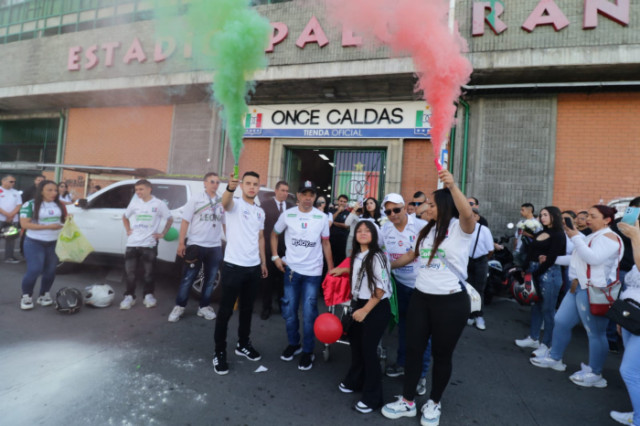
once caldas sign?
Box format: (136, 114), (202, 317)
(243, 102), (432, 139)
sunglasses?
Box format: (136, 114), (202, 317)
(469, 202), (477, 206)
(208, 180), (220, 184)
(384, 207), (403, 216)
(409, 202), (423, 207)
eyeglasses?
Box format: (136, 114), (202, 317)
(409, 202), (423, 207)
(208, 180), (220, 184)
(384, 207), (403, 216)
(469, 202), (477, 206)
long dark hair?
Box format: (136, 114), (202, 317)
(350, 220), (388, 295)
(58, 181), (70, 199)
(541, 206), (563, 233)
(33, 180), (67, 223)
(361, 197), (381, 225)
(414, 188), (458, 265)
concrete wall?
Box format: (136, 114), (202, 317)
(464, 96), (557, 233)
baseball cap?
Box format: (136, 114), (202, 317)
(298, 180), (317, 194)
(382, 193), (405, 207)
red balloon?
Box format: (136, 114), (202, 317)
(314, 313), (343, 344)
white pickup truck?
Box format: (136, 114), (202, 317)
(64, 177), (294, 296)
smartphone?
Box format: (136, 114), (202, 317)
(621, 207), (640, 226)
(564, 217), (574, 229)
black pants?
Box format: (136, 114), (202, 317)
(214, 262), (260, 353)
(124, 246), (157, 297)
(261, 260), (284, 311)
(342, 298), (391, 409)
(467, 255), (488, 317)
(403, 289), (469, 402)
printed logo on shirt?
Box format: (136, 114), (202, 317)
(312, 214), (324, 219)
(136, 214), (153, 221)
(409, 235), (415, 242)
(291, 238), (316, 248)
(287, 213), (297, 217)
(420, 248), (446, 270)
(398, 240), (403, 247)
(301, 222), (308, 229)
(152, 207), (158, 213)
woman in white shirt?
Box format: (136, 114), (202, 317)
(330, 220), (392, 414)
(531, 206), (623, 389)
(382, 170), (475, 426)
(18, 180), (66, 310)
(57, 182), (73, 205)
(611, 221), (640, 426)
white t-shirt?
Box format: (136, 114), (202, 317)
(274, 206), (330, 276)
(415, 218), (473, 295)
(0, 187), (22, 222)
(182, 191), (224, 247)
(468, 223), (494, 258)
(20, 200), (63, 241)
(59, 193), (73, 204)
(124, 196), (171, 247)
(224, 197), (265, 267)
(381, 214), (428, 288)
(351, 250), (391, 300)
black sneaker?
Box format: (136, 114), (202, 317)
(235, 341), (262, 361)
(281, 344), (303, 361)
(212, 351), (229, 375)
(298, 352), (315, 371)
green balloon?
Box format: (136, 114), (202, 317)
(163, 227), (179, 242)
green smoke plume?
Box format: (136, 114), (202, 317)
(154, 0), (271, 164)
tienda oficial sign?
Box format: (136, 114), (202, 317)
(243, 102), (432, 139)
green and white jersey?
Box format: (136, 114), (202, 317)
(182, 191), (224, 247)
(273, 207), (330, 276)
(20, 200), (63, 241)
(124, 196), (171, 248)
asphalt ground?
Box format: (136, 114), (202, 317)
(0, 258), (633, 426)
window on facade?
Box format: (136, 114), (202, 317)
(0, 118), (59, 163)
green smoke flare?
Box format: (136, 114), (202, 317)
(155, 0), (271, 164)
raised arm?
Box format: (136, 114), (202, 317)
(439, 169), (474, 234)
(222, 173), (238, 212)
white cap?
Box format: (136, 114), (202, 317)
(382, 193), (405, 207)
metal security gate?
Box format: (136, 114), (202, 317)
(333, 150), (385, 203)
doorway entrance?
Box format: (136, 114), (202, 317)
(284, 148), (386, 205)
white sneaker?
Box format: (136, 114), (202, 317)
(120, 295), (136, 310)
(168, 306), (185, 322)
(36, 292), (53, 307)
(530, 354), (566, 371)
(475, 317), (486, 330)
(421, 400), (441, 426)
(20, 294), (34, 310)
(515, 336), (540, 349)
(143, 294), (157, 308)
(609, 410), (634, 425)
(381, 396), (417, 419)
(197, 306), (217, 320)
(531, 343), (549, 358)
(467, 318), (475, 326)
(569, 363), (607, 388)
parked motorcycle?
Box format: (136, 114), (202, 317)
(485, 223), (523, 304)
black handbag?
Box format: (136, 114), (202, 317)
(606, 298), (640, 336)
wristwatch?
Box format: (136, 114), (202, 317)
(271, 255), (280, 262)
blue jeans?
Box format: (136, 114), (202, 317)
(620, 329), (640, 426)
(175, 245), (222, 308)
(529, 263), (562, 347)
(281, 266), (322, 354)
(396, 282), (431, 377)
(549, 287), (609, 374)
(21, 236), (58, 296)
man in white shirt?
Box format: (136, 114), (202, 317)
(0, 175), (22, 263)
(168, 172), (224, 323)
(213, 171), (267, 375)
(467, 208), (494, 330)
(120, 179), (173, 310)
(514, 203), (542, 267)
(380, 193), (431, 395)
(272, 180), (333, 371)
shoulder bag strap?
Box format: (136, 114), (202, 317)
(471, 224), (482, 259)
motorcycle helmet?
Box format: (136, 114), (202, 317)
(54, 287), (83, 314)
(511, 273), (541, 305)
(84, 284), (115, 307)
(487, 260), (503, 273)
